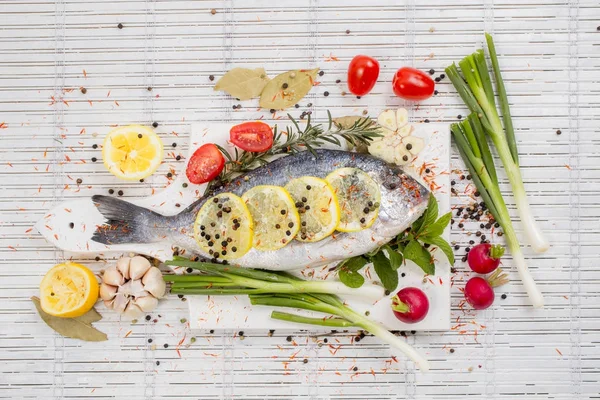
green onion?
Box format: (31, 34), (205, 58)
(446, 34), (549, 255)
(451, 120), (543, 308)
(165, 259), (430, 372)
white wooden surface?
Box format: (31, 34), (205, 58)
(0, 0), (598, 399)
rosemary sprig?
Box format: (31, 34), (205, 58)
(205, 111), (381, 194)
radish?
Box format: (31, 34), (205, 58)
(467, 243), (505, 274)
(464, 268), (509, 310)
(391, 287), (429, 323)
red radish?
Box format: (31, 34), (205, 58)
(391, 287), (429, 324)
(464, 268), (509, 310)
(468, 243), (505, 274)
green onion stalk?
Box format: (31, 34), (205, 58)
(445, 33), (549, 254)
(165, 258), (430, 372)
(451, 117), (544, 308)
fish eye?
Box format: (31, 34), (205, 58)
(384, 181), (398, 190)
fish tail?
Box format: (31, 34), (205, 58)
(91, 195), (169, 245)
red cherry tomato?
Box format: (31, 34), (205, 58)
(186, 143), (225, 184)
(392, 67), (435, 101)
(229, 121), (273, 152)
(347, 55), (380, 96)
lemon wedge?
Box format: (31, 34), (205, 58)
(102, 125), (163, 181)
(39, 262), (99, 318)
(242, 185), (300, 251)
(194, 193), (253, 260)
(284, 176), (340, 242)
(326, 168), (381, 232)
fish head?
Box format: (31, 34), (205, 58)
(375, 164), (430, 235)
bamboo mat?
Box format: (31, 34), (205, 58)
(0, 0), (599, 399)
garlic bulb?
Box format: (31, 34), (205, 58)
(100, 255), (165, 319)
(368, 108), (425, 166)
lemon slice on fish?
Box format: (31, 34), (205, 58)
(326, 168), (381, 232)
(194, 193), (253, 260)
(284, 176), (340, 242)
(102, 125), (163, 181)
(241, 185), (300, 251)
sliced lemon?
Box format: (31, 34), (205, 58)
(39, 262), (99, 318)
(284, 176), (340, 242)
(102, 125), (163, 181)
(326, 168), (381, 232)
(241, 185), (300, 251)
(194, 193), (253, 260)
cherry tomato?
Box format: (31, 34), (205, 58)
(347, 55), (380, 96)
(392, 67), (435, 101)
(186, 143), (225, 184)
(229, 121), (274, 152)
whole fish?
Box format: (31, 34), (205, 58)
(92, 149), (429, 270)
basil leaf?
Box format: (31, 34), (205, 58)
(372, 252), (398, 292)
(420, 235), (455, 265)
(337, 256), (368, 288)
(381, 245), (403, 270)
(416, 195), (439, 235)
(403, 240), (435, 275)
(421, 211), (452, 238)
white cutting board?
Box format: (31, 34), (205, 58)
(35, 120), (450, 331)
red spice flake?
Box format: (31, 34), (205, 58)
(80, 128), (86, 135)
(0, 122), (7, 129)
(556, 348), (563, 356)
(114, 100), (120, 106)
(63, 99), (70, 107)
(7, 246), (16, 251)
(564, 164), (572, 170)
(124, 330), (132, 338)
(64, 208), (71, 213)
(324, 53), (339, 62)
(54, 234), (59, 240)
(88, 100), (93, 107)
(328, 344), (341, 355)
(65, 155), (71, 162)
(6, 162), (12, 168)
(289, 350), (301, 360)
(106, 90), (111, 97)
(25, 228), (33, 233)
(203, 352), (219, 357)
(83, 69), (87, 78)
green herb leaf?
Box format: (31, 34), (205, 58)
(421, 211), (452, 237)
(260, 68), (319, 110)
(337, 256), (368, 288)
(420, 235), (455, 265)
(416, 195), (438, 235)
(214, 67), (270, 101)
(31, 297), (108, 342)
(403, 240), (435, 275)
(372, 252), (398, 292)
(381, 245), (403, 270)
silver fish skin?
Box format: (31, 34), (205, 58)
(92, 149), (429, 270)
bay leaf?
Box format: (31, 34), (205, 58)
(259, 68), (319, 110)
(214, 67), (270, 101)
(31, 296), (108, 342)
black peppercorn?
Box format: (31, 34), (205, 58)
(209, 75), (215, 81)
(152, 122), (158, 128)
(324, 91), (329, 97)
(117, 23), (123, 29)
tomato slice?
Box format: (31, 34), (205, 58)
(392, 67), (435, 101)
(186, 143), (225, 184)
(347, 55), (380, 96)
(229, 121), (274, 152)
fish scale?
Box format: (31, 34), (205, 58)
(92, 149), (429, 270)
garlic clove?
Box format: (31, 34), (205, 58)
(377, 109), (398, 132)
(116, 256), (131, 280)
(112, 293), (130, 313)
(102, 266), (125, 286)
(123, 301), (144, 319)
(398, 124), (414, 138)
(402, 135), (425, 156)
(99, 283), (118, 301)
(103, 299), (115, 309)
(396, 108), (409, 129)
(129, 256), (152, 280)
(120, 279), (148, 297)
(133, 296), (159, 312)
(142, 267), (166, 298)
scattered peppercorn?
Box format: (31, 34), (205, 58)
(324, 91), (329, 97)
(117, 23), (124, 29)
(108, 189), (114, 194)
(286, 336), (292, 342)
(346, 29), (351, 34)
(556, 129), (562, 135)
(209, 75), (215, 81)
(148, 338), (153, 343)
(501, 293), (507, 299)
(428, 69), (435, 75)
(210, 9), (216, 15)
(92, 144), (98, 149)
(69, 222), (74, 229)
(449, 348), (455, 353)
(152, 122), (158, 128)
(76, 178), (82, 184)
(80, 87), (87, 94)
(147, 86), (153, 91)
(118, 190), (124, 196)
(163, 343), (168, 348)
(91, 157), (97, 162)
(156, 361), (160, 366)
(145, 315), (151, 321)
